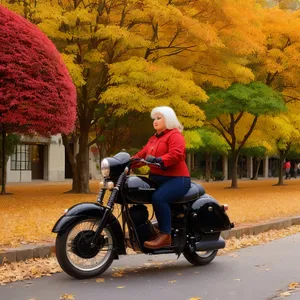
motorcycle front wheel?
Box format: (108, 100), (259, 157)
(183, 248), (218, 266)
(55, 218), (115, 279)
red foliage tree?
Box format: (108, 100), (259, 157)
(0, 5), (77, 194)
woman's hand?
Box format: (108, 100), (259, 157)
(145, 155), (166, 170)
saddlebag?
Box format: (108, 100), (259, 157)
(189, 194), (232, 234)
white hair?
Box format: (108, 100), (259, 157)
(151, 106), (183, 132)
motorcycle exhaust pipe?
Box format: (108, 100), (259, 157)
(195, 237), (225, 251)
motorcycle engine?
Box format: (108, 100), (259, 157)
(129, 204), (156, 244)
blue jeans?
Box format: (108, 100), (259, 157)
(149, 175), (191, 234)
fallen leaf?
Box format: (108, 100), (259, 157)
(0, 257), (61, 285)
(112, 272), (125, 278)
(60, 294), (75, 300)
(288, 282), (300, 290)
(117, 286), (126, 289)
(279, 291), (291, 297)
(177, 273), (182, 276)
(168, 280), (177, 284)
(95, 278), (105, 283)
(234, 278), (241, 281)
(3, 180), (300, 252)
(189, 297), (202, 300)
(229, 253), (239, 258)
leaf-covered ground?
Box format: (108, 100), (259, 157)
(1, 225), (300, 285)
(1, 178), (300, 248)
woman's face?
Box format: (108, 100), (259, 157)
(153, 113), (166, 133)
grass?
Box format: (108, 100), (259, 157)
(1, 178), (300, 249)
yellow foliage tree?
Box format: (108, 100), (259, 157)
(3, 0), (209, 192)
(253, 104), (300, 185)
(171, 0), (265, 88)
(254, 7), (300, 102)
(248, 6), (300, 185)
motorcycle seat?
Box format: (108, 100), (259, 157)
(173, 182), (206, 204)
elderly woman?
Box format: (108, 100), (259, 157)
(133, 106), (191, 249)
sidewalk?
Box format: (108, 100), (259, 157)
(1, 215), (300, 265)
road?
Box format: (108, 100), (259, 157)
(1, 234), (300, 300)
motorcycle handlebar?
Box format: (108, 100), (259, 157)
(130, 158), (163, 169)
(140, 159), (162, 168)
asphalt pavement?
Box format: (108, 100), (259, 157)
(1, 233), (300, 300)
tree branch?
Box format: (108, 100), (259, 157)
(281, 37), (292, 51)
(283, 95), (300, 103)
(168, 27), (180, 47)
(208, 121), (232, 146)
(119, 1), (128, 27)
(152, 48), (193, 61)
(237, 115), (258, 152)
(235, 112), (244, 125)
(216, 117), (229, 134)
(194, 70), (236, 80)
(229, 114), (236, 151)
(144, 21), (158, 59)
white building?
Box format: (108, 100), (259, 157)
(6, 135), (100, 183)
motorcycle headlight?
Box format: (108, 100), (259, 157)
(101, 158), (110, 178)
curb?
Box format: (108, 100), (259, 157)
(1, 216), (300, 265)
(221, 215), (300, 239)
(0, 243), (55, 265)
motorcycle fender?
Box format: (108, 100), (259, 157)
(52, 202), (126, 255)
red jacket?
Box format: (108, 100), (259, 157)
(134, 129), (190, 177)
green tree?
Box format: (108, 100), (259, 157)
(202, 82), (286, 188)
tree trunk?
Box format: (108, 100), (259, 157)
(230, 151), (239, 188)
(205, 152), (211, 182)
(75, 128), (90, 193)
(1, 128), (6, 195)
(62, 134), (81, 193)
(274, 151), (285, 186)
(62, 130), (90, 193)
(251, 157), (262, 180)
(63, 129), (92, 193)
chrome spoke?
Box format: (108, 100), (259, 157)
(65, 219), (113, 272)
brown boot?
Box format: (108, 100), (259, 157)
(144, 233), (171, 249)
(148, 227), (160, 241)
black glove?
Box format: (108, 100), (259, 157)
(145, 155), (157, 163)
(145, 155), (166, 170)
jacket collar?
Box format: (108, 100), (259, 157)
(155, 129), (171, 138)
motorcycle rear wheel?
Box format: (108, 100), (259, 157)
(56, 218), (115, 279)
(183, 248), (218, 266)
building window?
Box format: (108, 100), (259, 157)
(11, 144), (31, 170)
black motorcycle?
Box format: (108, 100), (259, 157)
(52, 152), (234, 279)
